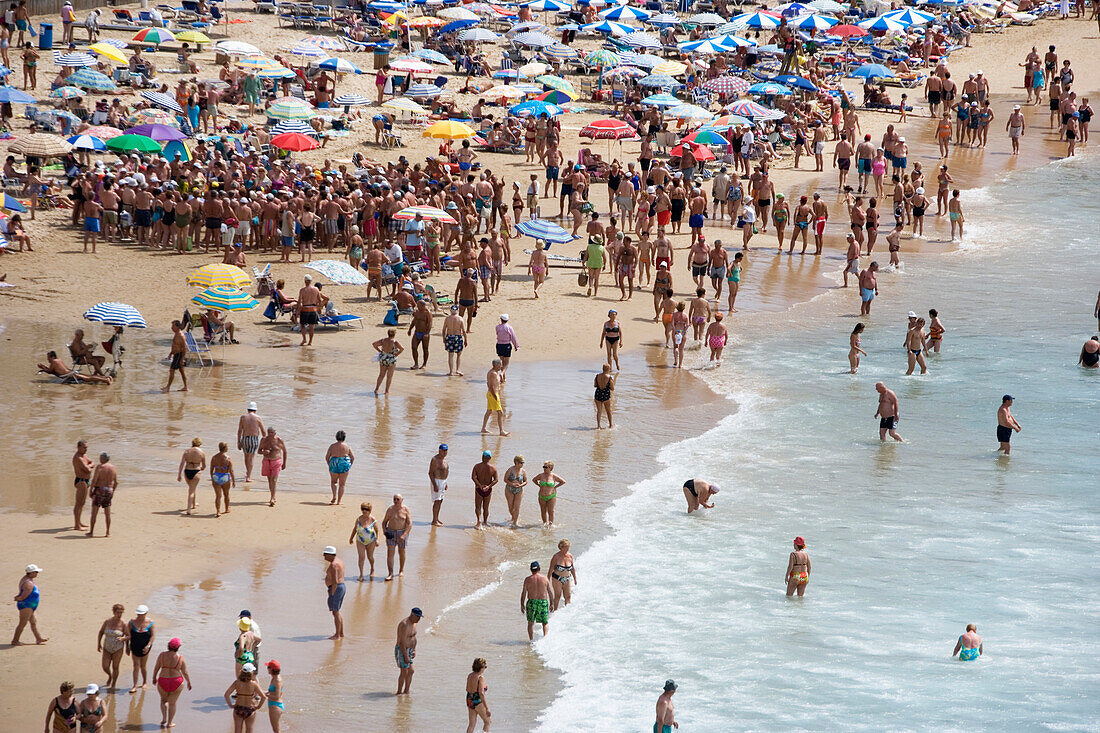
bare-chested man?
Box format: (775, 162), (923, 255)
(297, 275), (324, 347)
(236, 402), (265, 483)
(520, 561), (552, 640)
(162, 320), (187, 392)
(73, 440), (93, 530)
(407, 300), (433, 370)
(481, 359), (508, 436)
(87, 452), (118, 537)
(322, 546), (345, 639)
(655, 680), (678, 733)
(997, 395), (1022, 455)
(859, 261), (879, 316)
(382, 494), (411, 580)
(455, 269), (479, 332)
(258, 428), (287, 506)
(441, 305), (467, 376)
(472, 450), (498, 529)
(682, 477), (719, 513)
(428, 444), (449, 526)
(395, 608), (422, 694)
(874, 382), (903, 442)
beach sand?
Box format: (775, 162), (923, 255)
(0, 4), (1097, 729)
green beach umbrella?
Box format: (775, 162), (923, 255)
(190, 287), (259, 312)
(105, 134), (163, 153)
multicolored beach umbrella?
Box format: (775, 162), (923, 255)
(517, 218), (577, 244)
(541, 42), (578, 60)
(68, 68), (117, 92)
(535, 75), (575, 94)
(49, 85), (85, 99)
(191, 287), (259, 312)
(132, 27), (177, 45)
(267, 97), (316, 120)
(67, 134), (106, 151)
(725, 99), (784, 119)
(535, 89), (577, 104)
(394, 206), (458, 225)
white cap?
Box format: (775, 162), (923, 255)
(908, 311), (917, 318)
(25, 564), (42, 573)
(1013, 104), (1021, 110)
(915, 187), (924, 195)
(304, 274), (312, 282)
(86, 684), (100, 695)
(136, 604), (149, 614)
(323, 545), (337, 555)
(247, 401), (257, 412)
(242, 663), (257, 673)
(500, 313), (509, 321)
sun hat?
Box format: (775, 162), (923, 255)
(136, 605), (149, 614)
(323, 545), (337, 555)
(247, 402), (257, 412)
(238, 618), (252, 632)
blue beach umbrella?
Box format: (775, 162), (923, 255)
(858, 15), (908, 32)
(620, 31), (660, 49)
(0, 87), (36, 103)
(140, 90), (184, 114)
(517, 218), (577, 244)
(406, 83), (443, 99)
(319, 57), (364, 74)
(509, 100), (564, 117)
(524, 0), (569, 9)
(641, 92), (681, 107)
(882, 7), (936, 24)
(440, 19), (479, 34)
(68, 68), (117, 92)
(678, 38), (732, 54)
(67, 134), (107, 151)
(3, 193), (27, 211)
(735, 11), (782, 29)
(638, 73), (679, 89)
(599, 4), (650, 21)
(83, 302), (147, 328)
(792, 13), (839, 30)
(851, 63), (895, 79)
(748, 82), (792, 96)
(710, 33), (757, 49)
(581, 20), (638, 35)
(779, 1), (817, 16)
(772, 74), (818, 92)
(458, 28), (500, 42)
(413, 48), (450, 64)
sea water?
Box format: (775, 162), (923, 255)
(536, 158), (1100, 731)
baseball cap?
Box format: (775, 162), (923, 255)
(411, 607), (423, 618)
(168, 637), (181, 650)
(709, 483), (719, 493)
(664, 680), (678, 692)
(25, 564), (43, 573)
(266, 660), (281, 673)
(439, 443), (448, 451)
(239, 610), (252, 618)
(323, 545), (337, 555)
(242, 662), (257, 673)
(86, 684), (100, 695)
(530, 561), (540, 570)
(482, 450), (492, 458)
(1002, 394), (1014, 402)
(908, 311), (917, 318)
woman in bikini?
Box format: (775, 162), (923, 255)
(527, 244), (548, 298)
(152, 637), (191, 728)
(599, 309), (622, 372)
(465, 658), (491, 733)
(671, 301), (690, 369)
(223, 665), (266, 733)
(848, 322), (867, 374)
(372, 329), (403, 395)
(266, 660), (284, 733)
(96, 603), (129, 691)
(348, 502), (379, 580)
(503, 455), (528, 529)
(177, 437), (206, 516)
(549, 539), (578, 610)
(785, 536), (811, 597)
(210, 442), (235, 517)
(79, 684), (106, 732)
(533, 461), (566, 527)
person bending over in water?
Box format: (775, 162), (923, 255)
(785, 536), (811, 597)
(875, 382), (903, 442)
(1078, 336), (1099, 368)
(682, 478), (719, 513)
(953, 624), (982, 661)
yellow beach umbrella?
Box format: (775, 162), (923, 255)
(186, 263), (252, 288)
(89, 42), (128, 64)
(653, 60), (688, 76)
(422, 120), (476, 140)
(176, 30), (212, 45)
(382, 10), (408, 25)
(383, 98), (428, 115)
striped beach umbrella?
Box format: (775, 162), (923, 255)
(55, 52), (98, 67)
(132, 27), (177, 45)
(236, 57), (282, 70)
(394, 206), (458, 225)
(687, 12), (726, 24)
(793, 13), (839, 30)
(405, 83), (443, 99)
(882, 7), (936, 25)
(646, 12), (680, 25)
(493, 69), (520, 80)
(267, 97), (316, 120)
(859, 15), (908, 31)
(408, 16), (446, 28)
(106, 134), (163, 153)
(579, 118), (638, 140)
(389, 58), (433, 75)
(585, 49), (621, 68)
(299, 35), (347, 50)
(214, 40), (262, 56)
(704, 75), (751, 95)
(512, 31), (557, 48)
(732, 11), (782, 29)
(581, 20), (637, 36)
(516, 218), (577, 244)
(666, 104), (713, 120)
(318, 57), (364, 74)
(726, 99), (784, 119)
(68, 68), (117, 92)
(509, 100), (563, 117)
(81, 125), (124, 140)
(458, 27), (498, 42)
(96, 38), (128, 49)
(682, 128), (728, 145)
(599, 4), (650, 20)
(287, 42), (329, 57)
(638, 73), (679, 89)
(519, 61), (551, 77)
(642, 92), (681, 107)
(67, 134), (106, 151)
(271, 132), (319, 151)
(620, 31), (660, 49)
(653, 60), (687, 76)
(523, 0), (569, 9)
(605, 65), (646, 80)
(678, 38), (733, 54)
(535, 75), (575, 94)
(422, 120), (476, 139)
(540, 42), (577, 60)
(140, 90), (185, 114)
(257, 67), (296, 80)
(334, 94), (370, 107)
(270, 119), (315, 135)
(191, 287), (259, 312)
(506, 21), (549, 35)
(810, 0), (846, 9)
(83, 302), (147, 328)
(49, 86), (85, 99)
(748, 82), (792, 96)
(710, 34), (757, 49)
(703, 113), (755, 130)
(187, 264), (251, 288)
(382, 97), (428, 114)
(484, 85), (527, 99)
(535, 89), (577, 103)
(8, 134), (74, 157)
(438, 6), (479, 19)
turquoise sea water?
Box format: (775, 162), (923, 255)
(536, 157), (1100, 731)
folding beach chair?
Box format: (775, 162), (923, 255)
(184, 331), (212, 366)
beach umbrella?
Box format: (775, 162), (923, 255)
(682, 128), (728, 145)
(214, 40), (262, 56)
(269, 119), (315, 135)
(55, 52), (98, 67)
(581, 20), (637, 35)
(0, 87), (35, 104)
(511, 31), (555, 47)
(413, 48), (450, 64)
(647, 12), (681, 25)
(517, 218), (577, 244)
(605, 65), (646, 80)
(370, 0), (405, 11)
(519, 61), (551, 77)
(382, 97), (428, 114)
(688, 12), (726, 24)
(303, 260), (368, 285)
(176, 30), (212, 44)
(666, 104), (713, 120)
(422, 120), (476, 139)
(106, 134), (162, 153)
(288, 41), (329, 58)
(2, 193), (25, 212)
(599, 4), (650, 20)
(334, 94), (371, 107)
(772, 74), (818, 92)
(851, 63), (896, 79)
(394, 206), (458, 225)
(492, 69), (520, 80)
(535, 89), (576, 104)
(882, 7), (935, 24)
(524, 0), (569, 9)
(859, 15), (908, 32)
(652, 60), (687, 76)
(67, 134), (106, 151)
(408, 16), (446, 28)
(440, 19), (479, 34)
(579, 119), (638, 140)
(439, 6), (479, 19)
(405, 83), (443, 99)
(133, 27), (177, 45)
(748, 82), (792, 96)
(514, 83), (545, 95)
(638, 73), (679, 89)
(678, 38), (732, 54)
(125, 109), (179, 127)
(271, 132), (320, 151)
(68, 68), (117, 92)
(585, 49), (621, 68)
(642, 92), (681, 107)
(778, 1), (817, 15)
(733, 11), (782, 29)
(810, 0), (847, 9)
(670, 142), (715, 161)
(140, 90), (185, 114)
(535, 75), (576, 94)
(620, 31), (661, 49)
(509, 100), (564, 117)
(299, 35), (347, 50)
(191, 287), (259, 312)
(125, 124), (188, 141)
(80, 125), (123, 140)
(319, 57), (364, 75)
(506, 21), (548, 35)
(710, 33), (757, 49)
(826, 23), (868, 37)
(458, 27), (500, 42)
(267, 97), (316, 120)
(726, 99), (784, 119)
(236, 57), (282, 70)
(87, 43), (128, 65)
(541, 43), (578, 60)
(49, 86), (85, 100)
(83, 302), (147, 328)
(187, 264), (251, 288)
(390, 58), (435, 74)
(705, 112), (754, 130)
(792, 13), (839, 30)
(8, 134), (73, 157)
(257, 67), (297, 80)
(484, 85), (527, 99)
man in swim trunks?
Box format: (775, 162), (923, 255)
(87, 452), (118, 538)
(407, 300), (433, 370)
(481, 359), (508, 436)
(395, 607), (422, 694)
(428, 444), (449, 526)
(237, 402), (265, 483)
(441, 305), (467, 377)
(382, 493), (412, 580)
(472, 450), (498, 529)
(322, 546), (345, 640)
(258, 428), (287, 506)
(996, 395), (1022, 455)
(682, 478), (719, 513)
(875, 382), (903, 442)
(73, 439), (93, 530)
(455, 269), (479, 332)
(162, 320), (187, 393)
(858, 261), (879, 316)
(655, 680), (678, 733)
(953, 624), (982, 661)
(520, 561), (552, 640)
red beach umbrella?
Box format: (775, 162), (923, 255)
(670, 142), (715, 161)
(579, 119), (639, 140)
(826, 24), (869, 38)
(270, 132), (319, 151)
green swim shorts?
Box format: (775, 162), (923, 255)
(525, 598), (550, 625)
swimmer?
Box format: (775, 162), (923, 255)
(682, 478), (719, 513)
(953, 624), (983, 661)
(997, 395), (1022, 455)
(1079, 337), (1100, 368)
(927, 309), (945, 353)
(849, 322), (867, 373)
(785, 536), (811, 597)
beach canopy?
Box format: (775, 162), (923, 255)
(106, 134), (162, 153)
(579, 119), (638, 140)
(55, 52), (98, 67)
(882, 7), (936, 24)
(858, 15), (908, 31)
(303, 260), (368, 285)
(517, 218), (577, 244)
(666, 104), (714, 120)
(389, 58), (434, 74)
(710, 33), (757, 49)
(422, 120), (476, 139)
(536, 75), (576, 93)
(439, 6), (479, 19)
(535, 89), (577, 104)
(733, 11), (782, 28)
(8, 134), (74, 157)
(162, 139), (192, 162)
(704, 113), (755, 130)
(271, 132), (320, 151)
(187, 264), (251, 288)
(458, 27), (499, 42)
(688, 12), (726, 24)
(83, 302), (147, 328)
(641, 92), (681, 107)
(287, 41), (329, 57)
(541, 42), (578, 60)
(124, 124), (188, 141)
(405, 83), (443, 99)
(191, 287), (260, 312)
(599, 4), (650, 20)
(267, 97), (316, 120)
(394, 206), (458, 225)
(126, 109), (179, 127)
(581, 20), (637, 36)
(678, 38), (733, 54)
(725, 99), (784, 119)
(413, 48), (450, 64)
(638, 73), (680, 89)
(620, 31), (661, 49)
(67, 134), (107, 151)
(299, 35), (347, 50)
(681, 128), (729, 145)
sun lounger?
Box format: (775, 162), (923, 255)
(319, 313), (363, 329)
(38, 368), (82, 384)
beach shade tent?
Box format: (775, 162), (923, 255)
(666, 104), (714, 121)
(882, 7), (936, 24)
(8, 134), (74, 157)
(106, 134), (163, 154)
(792, 13), (839, 30)
(620, 32), (661, 49)
(67, 68), (117, 92)
(517, 218), (577, 244)
(54, 52), (98, 67)
(49, 86), (85, 100)
(439, 19), (479, 34)
(0, 87), (36, 104)
(299, 35), (348, 50)
(335, 94), (371, 109)
(509, 100), (564, 117)
(394, 206), (459, 225)
(405, 83), (444, 99)
(541, 43), (578, 60)
(599, 4), (650, 21)
(270, 119), (315, 135)
(851, 63), (896, 79)
(162, 139), (193, 162)
(422, 120), (476, 139)
(191, 287), (259, 312)
(439, 6), (480, 20)
(187, 264), (251, 288)
(125, 124), (188, 141)
(682, 128), (729, 145)
(638, 73), (680, 89)
(579, 119), (639, 139)
(382, 98), (429, 115)
(704, 76), (752, 96)
(458, 28), (500, 42)
(826, 23), (869, 37)
(303, 260), (369, 285)
(84, 302), (147, 328)
(535, 89), (577, 104)
(271, 132), (320, 151)
(413, 48), (450, 65)
(641, 92), (682, 107)
(214, 40), (262, 56)
(670, 142), (715, 161)
(687, 12), (726, 25)
(652, 60), (688, 76)
(858, 15), (908, 32)
(132, 27), (177, 46)
(176, 30), (212, 45)
(126, 109), (179, 127)
(140, 90), (185, 115)
(605, 65), (647, 80)
(732, 11), (782, 29)
(319, 57), (364, 75)
(678, 38), (735, 54)
(88, 43), (129, 64)
(67, 134), (106, 151)
(81, 125), (124, 140)
(772, 74), (818, 92)
(580, 20), (637, 36)
(703, 113), (756, 130)
(748, 82), (792, 96)
(267, 97), (317, 120)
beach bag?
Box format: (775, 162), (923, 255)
(577, 270), (589, 287)
(383, 306), (400, 326)
(263, 301), (277, 320)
